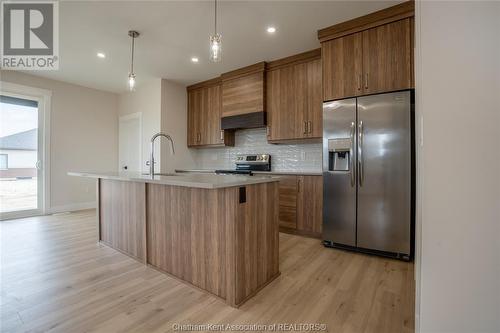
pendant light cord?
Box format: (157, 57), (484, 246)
(130, 35), (135, 74)
(214, 0), (217, 34)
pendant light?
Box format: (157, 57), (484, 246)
(209, 0), (221, 62)
(128, 30), (140, 91)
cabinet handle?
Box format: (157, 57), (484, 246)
(220, 130), (224, 141)
(308, 121), (312, 134)
(303, 121), (307, 135)
(297, 179), (301, 193)
(197, 132), (201, 143)
(357, 74), (362, 91)
(364, 73), (369, 89)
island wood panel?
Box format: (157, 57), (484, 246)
(99, 179), (146, 261)
(362, 18), (412, 95)
(322, 32), (363, 101)
(277, 176), (298, 229)
(146, 182), (279, 307)
(232, 182), (279, 306)
(221, 71), (265, 117)
(146, 184), (228, 298)
(296, 176), (323, 237)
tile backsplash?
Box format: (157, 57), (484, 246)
(193, 128), (323, 172)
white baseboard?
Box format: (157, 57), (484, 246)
(48, 201), (96, 214)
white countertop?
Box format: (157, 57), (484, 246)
(175, 169), (323, 176)
(68, 171), (280, 189)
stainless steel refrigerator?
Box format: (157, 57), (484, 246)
(322, 90), (413, 260)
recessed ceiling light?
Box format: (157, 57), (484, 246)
(97, 52), (106, 58)
(267, 26), (276, 33)
(191, 57), (199, 63)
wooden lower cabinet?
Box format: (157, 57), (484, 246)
(278, 175), (323, 238)
(297, 176), (323, 236)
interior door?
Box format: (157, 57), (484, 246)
(322, 98), (357, 246)
(356, 91), (411, 255)
(119, 114), (141, 172)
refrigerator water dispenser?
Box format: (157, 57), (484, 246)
(328, 138), (351, 171)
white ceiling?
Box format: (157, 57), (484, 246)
(27, 0), (402, 93)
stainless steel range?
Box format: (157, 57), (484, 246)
(215, 154), (271, 175)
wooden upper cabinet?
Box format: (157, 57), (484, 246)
(362, 19), (412, 95)
(266, 49), (322, 142)
(187, 88), (201, 146)
(318, 1), (414, 101)
(221, 62), (266, 118)
(187, 80), (234, 148)
(322, 33), (363, 101)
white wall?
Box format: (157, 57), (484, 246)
(118, 79), (161, 172)
(0, 71), (119, 211)
(160, 79), (196, 173)
(416, 1), (500, 332)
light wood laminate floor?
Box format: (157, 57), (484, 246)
(1, 210), (414, 333)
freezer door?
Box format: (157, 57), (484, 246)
(322, 99), (357, 247)
(356, 91), (411, 255)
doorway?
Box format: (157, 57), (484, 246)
(0, 82), (50, 220)
(119, 112), (142, 172)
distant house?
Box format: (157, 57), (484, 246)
(0, 129), (37, 179)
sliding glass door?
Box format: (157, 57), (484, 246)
(0, 94), (43, 218)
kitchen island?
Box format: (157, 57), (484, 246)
(69, 171), (280, 307)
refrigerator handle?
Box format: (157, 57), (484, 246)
(349, 122), (355, 187)
(358, 121), (364, 186)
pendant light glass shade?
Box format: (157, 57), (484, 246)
(209, 33), (222, 62)
(128, 73), (136, 91)
(128, 30), (139, 91)
(209, 0), (221, 62)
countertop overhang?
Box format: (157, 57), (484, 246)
(68, 171), (280, 189)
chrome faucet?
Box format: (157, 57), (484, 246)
(149, 133), (175, 176)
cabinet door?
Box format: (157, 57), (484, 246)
(267, 67), (296, 141)
(306, 58), (322, 138)
(206, 84), (222, 145)
(322, 33), (362, 101)
(293, 62), (309, 139)
(187, 89), (202, 146)
(362, 19), (412, 94)
(278, 176), (298, 229)
(297, 176), (323, 236)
